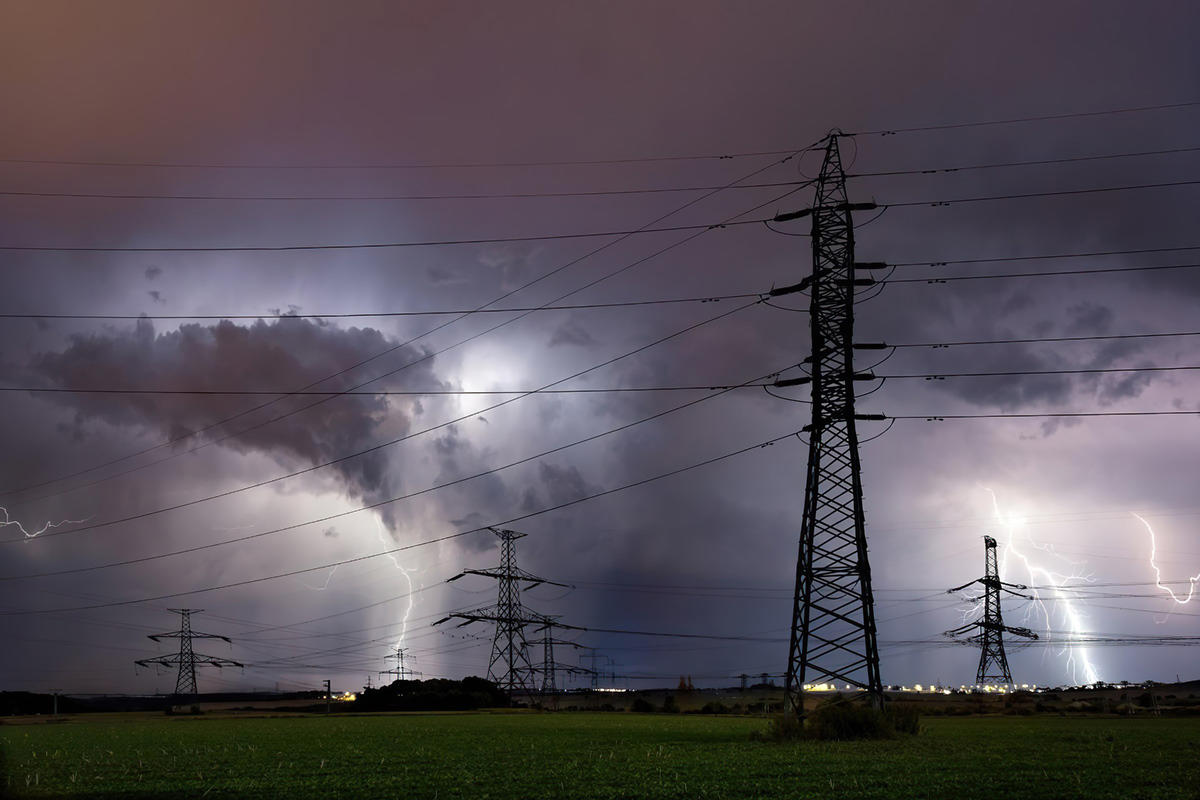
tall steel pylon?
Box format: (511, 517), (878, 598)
(433, 527), (566, 695)
(380, 646), (416, 682)
(947, 535), (1038, 684)
(781, 133), (886, 716)
(135, 609), (242, 696)
(532, 617), (586, 695)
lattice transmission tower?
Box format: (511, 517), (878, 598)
(532, 617), (586, 695)
(135, 609), (242, 696)
(380, 646), (417, 682)
(433, 527), (565, 695)
(778, 133), (887, 716)
(947, 535), (1038, 684)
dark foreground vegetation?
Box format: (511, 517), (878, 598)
(2, 712), (1199, 798)
(352, 677), (508, 711)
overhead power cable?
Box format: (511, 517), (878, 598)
(0, 150), (814, 500)
(847, 99), (1200, 136)
(0, 427), (799, 615)
(892, 411), (1197, 421)
(889, 330), (1200, 349)
(890, 243), (1200, 268)
(7, 180), (1197, 253)
(883, 261), (1200, 284)
(13, 364), (1200, 399)
(0, 217), (767, 253)
(0, 147), (814, 171)
(848, 144), (1200, 177)
(0, 291), (760, 322)
(0, 382), (772, 398)
(0, 180), (807, 203)
(879, 178), (1200, 209)
(879, 365), (1200, 381)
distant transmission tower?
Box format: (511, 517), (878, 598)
(433, 527), (566, 695)
(947, 535), (1038, 684)
(380, 647), (416, 682)
(533, 617), (586, 695)
(777, 133), (887, 716)
(135, 609), (242, 696)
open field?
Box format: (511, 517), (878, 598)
(2, 712), (1199, 799)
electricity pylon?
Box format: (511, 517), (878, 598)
(433, 527), (566, 695)
(380, 646), (417, 682)
(135, 609), (242, 696)
(532, 617), (586, 694)
(777, 133), (886, 716)
(947, 535), (1038, 684)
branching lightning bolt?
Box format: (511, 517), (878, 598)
(983, 488), (1100, 685)
(1134, 513), (1200, 606)
(0, 506), (89, 539)
(375, 517), (418, 654)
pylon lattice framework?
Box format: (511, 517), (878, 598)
(433, 528), (565, 694)
(532, 617), (586, 694)
(380, 646), (416, 682)
(946, 535), (1038, 684)
(134, 609), (242, 696)
(784, 134), (885, 716)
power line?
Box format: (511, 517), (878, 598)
(848, 145), (1200, 177)
(884, 261), (1200, 284)
(0, 180), (808, 203)
(890, 243), (1200, 268)
(0, 427), (800, 615)
(0, 217), (767, 253)
(0, 291), (761, 322)
(889, 330), (1200, 349)
(0, 382), (774, 398)
(11, 178), (1199, 253)
(880, 178), (1200, 209)
(0, 148), (811, 171)
(891, 411), (1197, 421)
(875, 365), (1200, 380)
(847, 99), (1200, 136)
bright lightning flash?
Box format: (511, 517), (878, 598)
(1134, 513), (1200, 606)
(376, 517), (418, 654)
(983, 488), (1101, 686)
(1, 506), (89, 539)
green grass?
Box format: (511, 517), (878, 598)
(2, 712), (1199, 798)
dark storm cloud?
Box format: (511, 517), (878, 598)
(25, 317), (440, 531)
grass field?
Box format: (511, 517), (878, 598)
(2, 712), (1199, 799)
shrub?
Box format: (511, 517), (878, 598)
(700, 701), (730, 715)
(630, 698), (655, 713)
(661, 695), (678, 713)
(752, 695), (920, 742)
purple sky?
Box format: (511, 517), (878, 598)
(1, 1), (1198, 694)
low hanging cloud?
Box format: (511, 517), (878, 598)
(27, 318), (443, 533)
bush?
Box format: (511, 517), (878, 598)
(700, 701), (730, 715)
(752, 695), (920, 742)
(661, 695), (678, 713)
(630, 698), (655, 713)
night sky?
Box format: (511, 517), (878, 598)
(1, 1), (1198, 694)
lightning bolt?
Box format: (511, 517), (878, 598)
(375, 517), (418, 654)
(298, 564), (340, 591)
(1134, 513), (1199, 606)
(0, 506), (89, 539)
(983, 488), (1101, 686)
